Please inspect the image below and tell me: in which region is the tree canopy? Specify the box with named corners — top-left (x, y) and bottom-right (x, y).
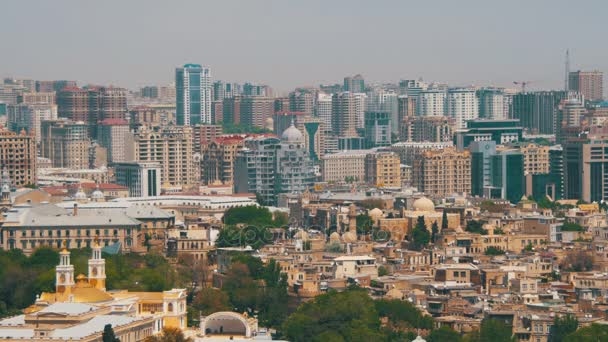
top-left (410, 216), bottom-right (431, 251)
top-left (549, 315), bottom-right (578, 342)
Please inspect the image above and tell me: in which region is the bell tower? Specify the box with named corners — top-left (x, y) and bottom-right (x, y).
top-left (88, 239), bottom-right (106, 291)
top-left (56, 243), bottom-right (74, 295)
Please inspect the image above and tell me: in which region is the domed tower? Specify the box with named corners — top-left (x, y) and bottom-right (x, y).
top-left (56, 242), bottom-right (75, 295)
top-left (281, 120), bottom-right (304, 143)
top-left (88, 239), bottom-right (106, 291)
top-left (91, 183), bottom-right (105, 202)
top-left (74, 184), bottom-right (88, 203)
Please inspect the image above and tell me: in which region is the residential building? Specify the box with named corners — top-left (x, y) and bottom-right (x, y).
top-left (200, 135), bottom-right (245, 185)
top-left (413, 147), bottom-right (471, 197)
top-left (569, 70), bottom-right (604, 101)
top-left (365, 151), bottom-right (401, 188)
top-left (389, 141), bottom-right (454, 166)
top-left (315, 93), bottom-right (333, 131)
top-left (321, 150), bottom-right (371, 183)
top-left (447, 88), bottom-right (479, 129)
top-left (477, 88), bottom-right (506, 120)
top-left (239, 96), bottom-right (274, 128)
top-left (511, 91), bottom-right (568, 134)
top-left (176, 64), bottom-right (212, 125)
top-left (7, 103), bottom-right (57, 143)
top-left (133, 125), bottom-right (197, 187)
top-left (212, 81), bottom-right (241, 102)
top-left (343, 74), bottom-right (365, 93)
top-left (401, 116), bottom-right (454, 142)
top-left (289, 89), bottom-right (316, 116)
top-left (192, 124), bottom-right (223, 152)
top-left (97, 119), bottom-right (134, 163)
top-left (417, 88), bottom-right (446, 117)
top-left (332, 92), bottom-right (358, 137)
top-left (0, 127), bottom-right (36, 186)
top-left (508, 142), bottom-right (550, 175)
top-left (41, 119), bottom-right (90, 169)
top-left (234, 125), bottom-right (314, 205)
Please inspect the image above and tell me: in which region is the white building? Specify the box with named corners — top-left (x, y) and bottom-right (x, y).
top-left (353, 92), bottom-right (367, 129)
top-left (447, 88), bottom-right (479, 129)
top-left (477, 88), bottom-right (505, 120)
top-left (315, 92), bottom-right (333, 131)
top-left (333, 255), bottom-right (378, 279)
top-left (114, 161), bottom-right (162, 197)
top-left (417, 89), bottom-right (446, 117)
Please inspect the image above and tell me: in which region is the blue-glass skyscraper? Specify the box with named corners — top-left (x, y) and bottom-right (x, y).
top-left (176, 64), bottom-right (212, 125)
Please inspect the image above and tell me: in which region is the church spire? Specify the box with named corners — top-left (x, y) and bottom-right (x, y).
top-left (88, 237), bottom-right (106, 291)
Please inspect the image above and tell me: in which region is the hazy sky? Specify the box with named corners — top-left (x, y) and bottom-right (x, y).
top-left (2, 0), bottom-right (607, 94)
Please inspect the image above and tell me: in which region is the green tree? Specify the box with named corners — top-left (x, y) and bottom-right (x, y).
top-left (374, 299), bottom-right (433, 330)
top-left (431, 221), bottom-right (439, 243)
top-left (563, 323), bottom-right (608, 342)
top-left (442, 210), bottom-right (449, 230)
top-left (477, 319), bottom-right (514, 342)
top-left (561, 222), bottom-right (585, 232)
top-left (191, 287), bottom-right (230, 316)
top-left (378, 265), bottom-right (389, 277)
top-left (465, 220), bottom-right (487, 235)
top-left (102, 324), bottom-right (120, 342)
top-left (485, 247), bottom-right (505, 256)
top-left (144, 327), bottom-right (193, 342)
top-left (550, 315), bottom-right (578, 342)
top-left (428, 326), bottom-right (463, 342)
top-left (356, 214), bottom-right (374, 236)
top-left (282, 290), bottom-right (381, 342)
top-left (410, 216), bottom-right (430, 251)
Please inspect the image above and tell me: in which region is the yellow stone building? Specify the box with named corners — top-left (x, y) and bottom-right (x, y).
top-left (32, 242), bottom-right (187, 332)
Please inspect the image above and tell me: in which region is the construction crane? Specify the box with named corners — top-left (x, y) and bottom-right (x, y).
top-left (513, 81), bottom-right (532, 92)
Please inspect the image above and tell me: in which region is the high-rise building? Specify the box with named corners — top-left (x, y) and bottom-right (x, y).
top-left (365, 151), bottom-right (401, 188)
top-left (114, 161), bottom-right (162, 197)
top-left (289, 90), bottom-right (316, 116)
top-left (133, 125), bottom-right (197, 187)
top-left (487, 149), bottom-right (525, 203)
top-left (389, 141), bottom-right (454, 167)
top-left (364, 110), bottom-right (391, 148)
top-left (57, 87), bottom-right (89, 122)
top-left (556, 98), bottom-right (587, 144)
top-left (213, 81), bottom-right (241, 102)
top-left (447, 88), bottom-right (479, 129)
top-left (354, 93), bottom-right (367, 129)
top-left (477, 88), bottom-right (506, 120)
top-left (343, 74), bottom-right (365, 93)
top-left (240, 96), bottom-right (274, 128)
top-left (563, 128), bottom-right (608, 202)
top-left (511, 91), bottom-right (568, 134)
top-left (222, 96), bottom-right (242, 125)
top-left (0, 127), bottom-right (36, 186)
top-left (18, 92), bottom-right (56, 105)
top-left (7, 103), bottom-right (57, 143)
top-left (176, 64), bottom-right (212, 125)
top-left (242, 83), bottom-right (272, 97)
top-left (332, 92), bottom-right (358, 137)
top-left (508, 142), bottom-right (550, 175)
top-left (315, 93), bottom-right (333, 131)
top-left (470, 141), bottom-right (496, 198)
top-left (41, 119), bottom-right (90, 169)
top-left (417, 89), bottom-right (446, 117)
top-left (401, 116), bottom-right (454, 143)
top-left (569, 70), bottom-right (604, 101)
top-left (97, 119), bottom-right (134, 163)
top-left (35, 80), bottom-right (77, 93)
top-left (234, 125), bottom-right (314, 205)
top-left (368, 89), bottom-right (398, 134)
top-left (296, 116), bottom-right (325, 162)
top-left (413, 147), bottom-right (471, 197)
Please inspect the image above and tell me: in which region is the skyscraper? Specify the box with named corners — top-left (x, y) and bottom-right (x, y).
top-left (364, 110), bottom-right (391, 148)
top-left (332, 92), bottom-right (358, 137)
top-left (0, 127), bottom-right (36, 187)
top-left (417, 89), bottom-right (446, 117)
top-left (477, 88), bottom-right (506, 120)
top-left (176, 64), bottom-right (212, 125)
top-left (41, 119), bottom-right (90, 169)
top-left (569, 70), bottom-right (604, 101)
top-left (447, 88), bottom-right (479, 129)
top-left (511, 91), bottom-right (568, 134)
top-left (343, 74), bottom-right (365, 93)
top-left (97, 119), bottom-right (134, 163)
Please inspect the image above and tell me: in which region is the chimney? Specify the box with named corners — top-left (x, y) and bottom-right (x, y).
top-left (73, 203), bottom-right (78, 216)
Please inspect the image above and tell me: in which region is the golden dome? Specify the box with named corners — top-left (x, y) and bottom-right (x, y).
top-left (70, 279), bottom-right (113, 303)
top-left (413, 197), bottom-right (435, 212)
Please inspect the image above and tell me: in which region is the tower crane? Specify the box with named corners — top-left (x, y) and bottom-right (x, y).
top-left (513, 81), bottom-right (532, 92)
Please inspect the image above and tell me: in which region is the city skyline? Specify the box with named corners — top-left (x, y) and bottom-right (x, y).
top-left (2, 0), bottom-right (607, 94)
